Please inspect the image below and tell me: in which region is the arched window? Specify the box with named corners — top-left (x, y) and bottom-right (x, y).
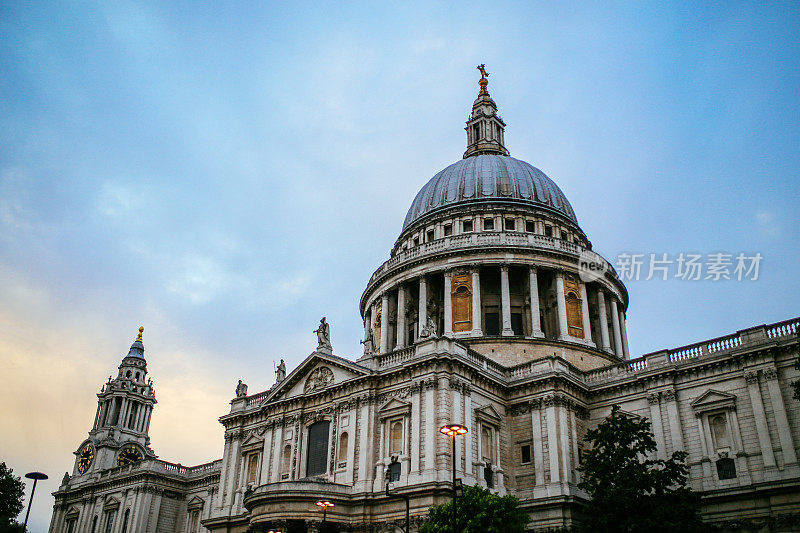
top-left (452, 283), bottom-right (472, 333)
top-left (565, 291), bottom-right (584, 338)
top-left (390, 420), bottom-right (403, 454)
top-left (338, 432), bottom-right (349, 464)
top-left (710, 414), bottom-right (731, 449)
top-left (247, 453), bottom-right (259, 484)
top-left (282, 445), bottom-right (292, 473)
top-left (481, 426), bottom-right (494, 463)
top-left (306, 420), bottom-right (330, 477)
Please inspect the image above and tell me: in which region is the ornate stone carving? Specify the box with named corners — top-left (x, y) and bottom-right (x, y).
top-left (662, 390), bottom-right (677, 402)
top-left (744, 372), bottom-right (759, 384)
top-left (647, 392), bottom-right (660, 405)
top-left (304, 367), bottom-right (334, 393)
top-left (763, 367), bottom-right (778, 381)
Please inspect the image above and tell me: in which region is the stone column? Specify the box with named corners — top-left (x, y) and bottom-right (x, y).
top-left (452, 381), bottom-right (462, 474)
top-left (544, 397), bottom-right (560, 483)
top-left (529, 268), bottom-right (543, 337)
top-left (580, 282), bottom-right (592, 344)
top-left (443, 270), bottom-right (453, 336)
top-left (410, 383), bottom-right (421, 475)
top-left (260, 426), bottom-right (273, 484)
top-left (663, 390), bottom-right (685, 452)
top-left (500, 265), bottom-right (514, 336)
top-left (357, 398), bottom-right (373, 489)
top-left (610, 298), bottom-right (624, 357)
top-left (270, 423), bottom-right (284, 483)
top-left (555, 271), bottom-right (569, 340)
top-left (745, 371), bottom-right (776, 467)
top-left (471, 269), bottom-right (482, 336)
top-left (558, 402), bottom-right (572, 483)
top-left (764, 368), bottom-right (797, 464)
top-left (619, 309), bottom-right (631, 359)
top-left (530, 401), bottom-right (545, 486)
top-left (396, 285), bottom-right (407, 349)
top-left (424, 379), bottom-right (436, 471)
top-left (597, 289), bottom-right (612, 352)
top-left (463, 386), bottom-right (473, 480)
top-left (418, 277), bottom-right (428, 334)
top-left (380, 293), bottom-right (390, 354)
top-left (569, 409), bottom-right (581, 484)
top-left (694, 414), bottom-right (713, 482)
top-left (648, 393), bottom-right (667, 460)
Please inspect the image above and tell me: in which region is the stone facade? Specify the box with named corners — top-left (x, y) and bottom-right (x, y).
top-left (49, 73), bottom-right (800, 532)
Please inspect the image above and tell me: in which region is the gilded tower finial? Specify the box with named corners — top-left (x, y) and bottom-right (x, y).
top-left (477, 64), bottom-right (489, 96)
top-left (136, 326), bottom-right (144, 342)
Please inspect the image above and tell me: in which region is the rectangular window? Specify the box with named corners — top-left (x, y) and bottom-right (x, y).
top-left (443, 224), bottom-right (453, 236)
top-left (505, 218), bottom-right (515, 231)
top-left (544, 225), bottom-right (553, 237)
top-left (484, 465), bottom-right (494, 488)
top-left (462, 220), bottom-right (473, 232)
top-left (413, 237), bottom-right (419, 247)
top-left (67, 520), bottom-right (76, 533)
top-left (104, 511), bottom-right (116, 533)
top-left (426, 229), bottom-right (435, 242)
top-left (485, 313), bottom-right (500, 336)
top-left (483, 218), bottom-right (494, 231)
top-left (525, 220), bottom-right (536, 233)
top-left (521, 445), bottom-right (531, 464)
top-left (511, 313), bottom-right (523, 335)
top-left (306, 420), bottom-right (331, 477)
top-left (716, 458), bottom-right (737, 480)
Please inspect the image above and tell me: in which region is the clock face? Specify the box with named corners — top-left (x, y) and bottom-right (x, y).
top-left (77, 445), bottom-right (94, 474)
top-left (117, 445), bottom-right (143, 466)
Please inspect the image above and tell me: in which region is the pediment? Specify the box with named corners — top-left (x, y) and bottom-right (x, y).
top-left (378, 398), bottom-right (411, 418)
top-left (187, 495), bottom-right (205, 510)
top-left (65, 506), bottom-right (80, 518)
top-left (103, 496), bottom-right (121, 510)
top-left (691, 390), bottom-right (737, 411)
top-left (262, 352), bottom-right (372, 404)
top-left (474, 404), bottom-right (503, 423)
top-left (241, 433), bottom-right (263, 449)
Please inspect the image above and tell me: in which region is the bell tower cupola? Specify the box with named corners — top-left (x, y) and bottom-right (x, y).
top-left (463, 64), bottom-right (509, 158)
top-left (74, 327), bottom-right (157, 476)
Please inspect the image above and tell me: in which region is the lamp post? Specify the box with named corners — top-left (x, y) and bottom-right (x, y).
top-left (23, 472), bottom-right (48, 532)
top-left (315, 500), bottom-right (334, 532)
top-left (440, 424), bottom-right (468, 533)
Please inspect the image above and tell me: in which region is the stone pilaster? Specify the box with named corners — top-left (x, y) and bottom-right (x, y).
top-left (663, 390), bottom-right (685, 453)
top-left (396, 284), bottom-right (407, 349)
top-left (745, 371), bottom-right (776, 468)
top-left (648, 393), bottom-right (667, 460)
top-left (763, 367), bottom-right (797, 465)
top-left (530, 400), bottom-right (545, 487)
top-left (424, 379), bottom-right (436, 472)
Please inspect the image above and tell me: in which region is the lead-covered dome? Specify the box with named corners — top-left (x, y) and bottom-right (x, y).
top-left (403, 154), bottom-right (577, 230)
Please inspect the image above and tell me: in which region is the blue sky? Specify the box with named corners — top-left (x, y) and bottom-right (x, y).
top-left (2, 2), bottom-right (799, 530)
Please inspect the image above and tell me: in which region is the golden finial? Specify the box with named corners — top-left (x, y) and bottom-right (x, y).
top-left (477, 64), bottom-right (489, 96)
top-left (136, 326), bottom-right (144, 342)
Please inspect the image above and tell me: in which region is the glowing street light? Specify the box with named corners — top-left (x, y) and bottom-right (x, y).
top-left (440, 424), bottom-right (468, 533)
top-left (315, 500), bottom-right (334, 531)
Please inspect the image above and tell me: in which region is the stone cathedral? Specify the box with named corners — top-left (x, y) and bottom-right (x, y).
top-left (49, 70), bottom-right (800, 533)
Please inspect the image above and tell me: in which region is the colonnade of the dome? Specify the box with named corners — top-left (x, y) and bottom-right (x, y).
top-left (361, 258), bottom-right (629, 364)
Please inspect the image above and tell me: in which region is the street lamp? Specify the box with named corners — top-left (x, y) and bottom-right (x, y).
top-left (315, 500), bottom-right (334, 532)
top-left (440, 424), bottom-right (468, 533)
top-left (23, 472), bottom-right (48, 532)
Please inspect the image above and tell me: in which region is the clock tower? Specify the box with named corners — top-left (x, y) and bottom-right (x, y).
top-left (73, 327), bottom-right (158, 477)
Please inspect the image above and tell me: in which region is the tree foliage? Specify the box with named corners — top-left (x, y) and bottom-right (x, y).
top-left (419, 484), bottom-right (529, 533)
top-left (0, 463), bottom-right (25, 532)
top-left (578, 405), bottom-right (706, 532)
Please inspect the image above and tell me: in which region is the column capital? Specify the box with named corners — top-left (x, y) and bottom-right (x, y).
top-left (500, 263), bottom-right (510, 272)
top-left (528, 265), bottom-right (538, 273)
top-left (443, 268), bottom-right (453, 277)
top-left (744, 371), bottom-right (759, 384)
top-left (647, 392), bottom-right (660, 405)
top-left (763, 367), bottom-right (778, 381)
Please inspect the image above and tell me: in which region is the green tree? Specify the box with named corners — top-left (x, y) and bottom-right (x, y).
top-left (0, 463), bottom-right (25, 532)
top-left (578, 405), bottom-right (706, 532)
top-left (419, 484), bottom-right (529, 533)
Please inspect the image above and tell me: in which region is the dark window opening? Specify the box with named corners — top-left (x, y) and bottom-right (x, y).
top-left (484, 218), bottom-right (494, 231)
top-left (121, 509), bottom-right (129, 533)
top-left (306, 420), bottom-right (330, 477)
top-left (426, 229), bottom-right (435, 242)
top-left (505, 218), bottom-right (515, 231)
top-left (463, 220), bottom-right (473, 232)
top-left (473, 124), bottom-right (480, 141)
top-left (544, 225), bottom-right (553, 237)
top-left (484, 465), bottom-right (494, 488)
top-left (412, 237), bottom-right (419, 247)
top-left (443, 224), bottom-right (452, 236)
top-left (91, 516), bottom-right (98, 533)
top-left (525, 220), bottom-right (536, 233)
top-left (716, 457), bottom-right (736, 480)
top-left (521, 445), bottom-right (531, 464)
top-left (485, 313), bottom-right (500, 336)
top-left (511, 313), bottom-right (523, 335)
top-left (388, 461), bottom-right (401, 482)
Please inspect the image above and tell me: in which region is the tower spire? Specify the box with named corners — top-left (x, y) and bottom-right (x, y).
top-left (464, 64), bottom-right (509, 158)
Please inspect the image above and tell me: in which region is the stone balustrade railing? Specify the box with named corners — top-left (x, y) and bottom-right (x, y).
top-left (97, 458), bottom-right (222, 480)
top-left (367, 232), bottom-right (598, 287)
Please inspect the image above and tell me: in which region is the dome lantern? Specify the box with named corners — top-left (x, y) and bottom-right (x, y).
top-left (464, 64), bottom-right (509, 159)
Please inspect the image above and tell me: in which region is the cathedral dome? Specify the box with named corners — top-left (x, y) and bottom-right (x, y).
top-left (402, 154), bottom-right (577, 231)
